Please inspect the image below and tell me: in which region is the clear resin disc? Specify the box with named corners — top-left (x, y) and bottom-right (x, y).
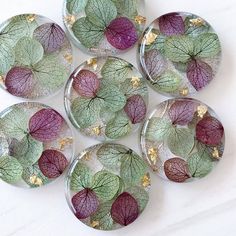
top-left (63, 0), bottom-right (146, 55)
top-left (64, 56), bottom-right (148, 141)
top-left (0, 14), bottom-right (72, 99)
top-left (66, 143), bottom-right (150, 230)
top-left (141, 98), bottom-right (225, 183)
top-left (0, 102), bottom-right (74, 188)
top-left (138, 12), bottom-right (222, 97)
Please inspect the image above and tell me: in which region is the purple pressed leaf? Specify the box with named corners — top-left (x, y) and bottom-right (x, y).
top-left (111, 192), bottom-right (139, 226)
top-left (105, 17), bottom-right (138, 50)
top-left (34, 23), bottom-right (65, 53)
top-left (144, 49), bottom-right (167, 78)
top-left (187, 59), bottom-right (213, 91)
top-left (196, 116), bottom-right (224, 146)
top-left (29, 108), bottom-right (64, 142)
top-left (5, 67), bottom-right (34, 97)
top-left (164, 158), bottom-right (190, 183)
top-left (168, 100), bottom-right (196, 126)
top-left (38, 149), bottom-right (68, 178)
top-left (159, 13), bottom-right (185, 36)
top-left (124, 95), bottom-right (147, 124)
top-left (72, 188), bottom-right (99, 219)
top-left (72, 69), bottom-right (100, 98)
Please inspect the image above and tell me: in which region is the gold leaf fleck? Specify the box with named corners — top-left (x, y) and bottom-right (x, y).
top-left (212, 147), bottom-right (220, 160)
top-left (148, 147), bottom-right (158, 165)
top-left (26, 14), bottom-right (36, 23)
top-left (142, 173), bottom-right (151, 187)
top-left (131, 77), bottom-right (141, 88)
top-left (87, 58), bottom-right (98, 70)
top-left (197, 105), bottom-right (208, 118)
top-left (83, 153), bottom-right (91, 161)
top-left (29, 175), bottom-right (43, 186)
top-left (59, 137), bottom-right (73, 151)
top-left (135, 15), bottom-right (146, 25)
top-left (145, 31), bottom-right (158, 45)
top-left (64, 53), bottom-right (73, 64)
top-left (92, 126), bottom-right (102, 136)
top-left (64, 15), bottom-right (76, 26)
top-left (0, 75), bottom-right (4, 83)
top-left (189, 18), bottom-right (205, 27)
top-left (179, 87), bottom-right (189, 96)
top-left (90, 220), bottom-right (99, 228)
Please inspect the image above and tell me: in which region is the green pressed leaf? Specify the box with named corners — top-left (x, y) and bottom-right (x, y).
top-left (105, 113), bottom-right (132, 139)
top-left (22, 164), bottom-right (49, 188)
top-left (33, 55), bottom-right (68, 90)
top-left (0, 14), bottom-right (38, 47)
top-left (0, 156), bottom-right (23, 183)
top-left (187, 152), bottom-right (213, 178)
top-left (125, 186), bottom-right (149, 212)
top-left (90, 201), bottom-right (113, 230)
top-left (98, 85), bottom-right (126, 112)
top-left (101, 58), bottom-right (132, 84)
top-left (12, 135), bottom-right (43, 167)
top-left (120, 78), bottom-right (148, 98)
top-left (0, 132), bottom-right (9, 157)
top-left (85, 0), bottom-right (117, 28)
top-left (92, 170), bottom-right (120, 201)
top-left (72, 17), bottom-right (104, 49)
top-left (111, 0), bottom-right (137, 18)
top-left (167, 128), bottom-right (195, 157)
top-left (15, 37), bottom-right (44, 66)
top-left (165, 35), bottom-right (194, 62)
top-left (146, 34), bottom-right (166, 54)
top-left (0, 107), bottom-right (28, 140)
top-left (70, 162), bottom-right (92, 192)
top-left (194, 33), bottom-right (221, 58)
top-left (100, 108), bottom-right (116, 123)
top-left (66, 0), bottom-right (88, 15)
top-left (120, 152), bottom-right (147, 185)
top-left (0, 40), bottom-right (14, 75)
top-left (146, 117), bottom-right (173, 142)
top-left (71, 97), bottom-right (104, 129)
top-left (97, 144), bottom-right (128, 171)
top-left (153, 71), bottom-right (181, 93)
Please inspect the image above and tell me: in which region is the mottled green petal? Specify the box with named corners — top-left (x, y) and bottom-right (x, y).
top-left (111, 0), bottom-right (138, 18)
top-left (0, 39), bottom-right (14, 75)
top-left (66, 0), bottom-right (88, 15)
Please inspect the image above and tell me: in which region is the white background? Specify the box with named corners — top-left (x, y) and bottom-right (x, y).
top-left (0, 0), bottom-right (236, 235)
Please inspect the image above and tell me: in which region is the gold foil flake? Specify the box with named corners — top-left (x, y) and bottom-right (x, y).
top-left (59, 137), bottom-right (73, 151)
top-left (29, 175), bottom-right (43, 186)
top-left (64, 15), bottom-right (76, 26)
top-left (0, 75), bottom-right (4, 83)
top-left (142, 173), bottom-right (151, 187)
top-left (148, 147), bottom-right (158, 165)
top-left (83, 153), bottom-right (92, 161)
top-left (64, 53), bottom-right (73, 64)
top-left (189, 18), bottom-right (205, 27)
top-left (131, 77), bottom-right (141, 88)
top-left (212, 147), bottom-right (220, 159)
top-left (92, 126), bottom-right (102, 136)
top-left (135, 15), bottom-right (146, 25)
top-left (179, 87), bottom-right (189, 96)
top-left (197, 105), bottom-right (208, 118)
top-left (87, 58), bottom-right (98, 70)
top-left (145, 31), bottom-right (158, 45)
top-left (26, 14), bottom-right (36, 23)
top-left (90, 220), bottom-right (99, 228)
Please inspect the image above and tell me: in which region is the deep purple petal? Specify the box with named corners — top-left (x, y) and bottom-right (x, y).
top-left (5, 67), bottom-right (34, 97)
top-left (29, 108), bottom-right (64, 142)
top-left (187, 59), bottom-right (213, 91)
top-left (196, 116), bottom-right (224, 146)
top-left (72, 188), bottom-right (99, 219)
top-left (159, 13), bottom-right (185, 36)
top-left (111, 192), bottom-right (139, 226)
top-left (72, 69), bottom-right (100, 98)
top-left (34, 23), bottom-right (65, 53)
top-left (38, 149), bottom-right (69, 178)
top-left (124, 95), bottom-right (147, 124)
top-left (105, 17), bottom-right (138, 50)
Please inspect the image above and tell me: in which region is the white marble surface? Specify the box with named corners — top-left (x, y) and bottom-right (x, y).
top-left (0, 0), bottom-right (236, 235)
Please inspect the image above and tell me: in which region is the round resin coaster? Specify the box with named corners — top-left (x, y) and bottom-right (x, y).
top-left (66, 143), bottom-right (150, 230)
top-left (138, 12), bottom-right (222, 97)
top-left (0, 103), bottom-right (74, 188)
top-left (64, 56), bottom-right (148, 141)
top-left (0, 14), bottom-right (72, 99)
top-left (63, 0), bottom-right (146, 55)
top-left (141, 98), bottom-right (225, 183)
